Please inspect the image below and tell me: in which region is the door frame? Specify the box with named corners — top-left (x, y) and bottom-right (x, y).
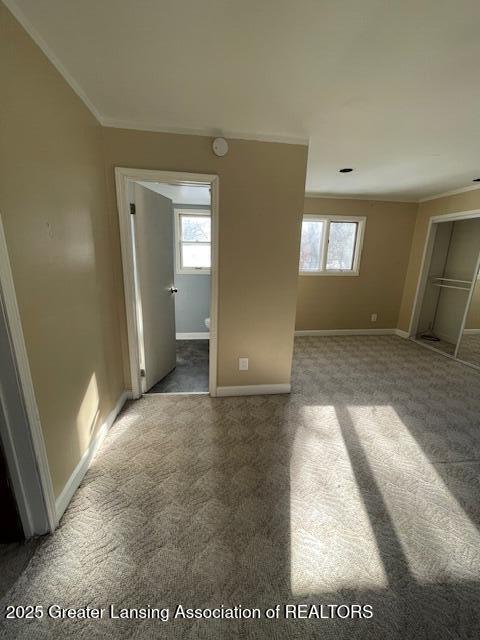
top-left (0, 214), bottom-right (57, 537)
top-left (115, 168), bottom-right (219, 398)
top-left (408, 209), bottom-right (480, 359)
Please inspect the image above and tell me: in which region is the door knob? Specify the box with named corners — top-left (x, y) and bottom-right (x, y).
top-left (170, 286), bottom-right (178, 294)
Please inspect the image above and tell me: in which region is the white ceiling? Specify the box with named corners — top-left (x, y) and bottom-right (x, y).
top-left (8, 0), bottom-right (480, 201)
top-left (138, 182), bottom-right (210, 206)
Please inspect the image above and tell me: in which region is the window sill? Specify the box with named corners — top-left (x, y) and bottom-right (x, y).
top-left (177, 269), bottom-right (211, 276)
top-left (299, 271), bottom-right (360, 277)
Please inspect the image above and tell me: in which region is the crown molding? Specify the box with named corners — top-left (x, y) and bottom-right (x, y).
top-left (418, 183), bottom-right (480, 203)
top-left (306, 182), bottom-right (480, 205)
top-left (4, 0), bottom-right (102, 122)
top-left (304, 192), bottom-right (417, 204)
top-left (100, 118), bottom-right (309, 146)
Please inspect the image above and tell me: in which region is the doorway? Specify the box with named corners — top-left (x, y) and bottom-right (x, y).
top-left (115, 169), bottom-right (219, 398)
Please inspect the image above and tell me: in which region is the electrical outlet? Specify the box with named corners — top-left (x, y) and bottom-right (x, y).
top-left (239, 357), bottom-right (249, 371)
top-left (371, 313), bottom-right (378, 322)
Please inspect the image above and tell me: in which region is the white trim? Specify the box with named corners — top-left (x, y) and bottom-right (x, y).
top-left (216, 384), bottom-right (291, 397)
top-left (305, 183), bottom-right (480, 205)
top-left (0, 214), bottom-right (57, 535)
top-left (176, 332), bottom-right (209, 340)
top-left (408, 217), bottom-right (438, 337)
top-left (299, 215), bottom-right (366, 276)
top-left (408, 209), bottom-right (480, 337)
top-left (55, 391), bottom-right (130, 521)
top-left (3, 1), bottom-right (102, 123)
top-left (145, 391), bottom-right (209, 396)
top-left (418, 184), bottom-right (480, 204)
top-left (304, 192), bottom-right (417, 204)
top-left (295, 329), bottom-right (396, 336)
top-left (295, 328), bottom-right (410, 338)
top-left (102, 118), bottom-right (309, 146)
top-left (409, 208), bottom-right (480, 365)
top-left (463, 329), bottom-right (480, 335)
top-left (454, 246), bottom-right (480, 359)
top-left (115, 168), bottom-right (219, 399)
top-left (429, 209), bottom-right (480, 224)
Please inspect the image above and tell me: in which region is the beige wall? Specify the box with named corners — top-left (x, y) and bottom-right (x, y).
top-left (296, 198), bottom-right (417, 330)
top-left (0, 3), bottom-right (307, 502)
top-left (102, 129), bottom-right (308, 387)
top-left (0, 4), bottom-right (124, 497)
top-left (398, 190), bottom-right (480, 332)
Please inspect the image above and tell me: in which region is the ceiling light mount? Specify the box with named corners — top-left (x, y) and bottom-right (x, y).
top-left (212, 137), bottom-right (228, 157)
top-left (473, 178), bottom-right (480, 182)
top-left (339, 167), bottom-right (354, 173)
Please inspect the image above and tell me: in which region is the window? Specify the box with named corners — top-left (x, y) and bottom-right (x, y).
top-left (299, 215), bottom-right (365, 275)
top-left (175, 209), bottom-right (211, 274)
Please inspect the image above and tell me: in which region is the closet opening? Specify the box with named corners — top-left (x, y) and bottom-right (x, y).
top-left (409, 211), bottom-right (480, 369)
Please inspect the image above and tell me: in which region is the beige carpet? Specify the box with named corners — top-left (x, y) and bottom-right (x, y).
top-left (458, 333), bottom-right (480, 367)
top-left (1, 336), bottom-right (480, 639)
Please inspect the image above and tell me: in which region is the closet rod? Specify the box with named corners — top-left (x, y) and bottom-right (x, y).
top-left (432, 277), bottom-right (472, 284)
top-left (432, 283), bottom-right (470, 291)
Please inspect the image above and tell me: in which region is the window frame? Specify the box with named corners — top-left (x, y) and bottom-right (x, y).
top-left (175, 208), bottom-right (212, 275)
top-left (299, 214), bottom-right (366, 276)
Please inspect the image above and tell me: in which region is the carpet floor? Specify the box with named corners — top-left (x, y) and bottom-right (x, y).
top-left (458, 333), bottom-right (480, 368)
top-left (1, 336), bottom-right (480, 639)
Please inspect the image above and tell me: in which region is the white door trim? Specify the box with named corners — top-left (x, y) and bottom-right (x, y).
top-left (115, 168), bottom-right (219, 398)
top-left (409, 209), bottom-right (480, 341)
top-left (0, 214), bottom-right (57, 536)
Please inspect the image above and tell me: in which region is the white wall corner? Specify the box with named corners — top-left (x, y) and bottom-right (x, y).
top-left (55, 391), bottom-right (130, 522)
top-left (216, 384), bottom-right (291, 397)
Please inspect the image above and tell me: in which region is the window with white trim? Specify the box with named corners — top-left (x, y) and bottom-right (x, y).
top-left (299, 215), bottom-right (365, 275)
top-left (175, 209), bottom-right (211, 274)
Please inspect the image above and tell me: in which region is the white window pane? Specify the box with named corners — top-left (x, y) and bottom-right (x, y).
top-left (182, 244), bottom-right (211, 269)
top-left (181, 215), bottom-right (211, 242)
top-left (326, 222), bottom-right (357, 270)
top-left (300, 220), bottom-right (324, 271)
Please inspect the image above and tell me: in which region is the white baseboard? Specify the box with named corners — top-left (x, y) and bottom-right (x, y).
top-left (55, 390), bottom-right (131, 522)
top-left (216, 383), bottom-right (291, 397)
top-left (463, 329), bottom-right (480, 335)
top-left (394, 329), bottom-right (410, 338)
top-left (176, 332), bottom-right (209, 340)
top-left (295, 328), bottom-right (396, 336)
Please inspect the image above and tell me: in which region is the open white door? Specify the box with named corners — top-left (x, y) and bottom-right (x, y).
top-left (133, 183), bottom-right (176, 392)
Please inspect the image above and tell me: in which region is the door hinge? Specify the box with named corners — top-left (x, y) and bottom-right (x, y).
top-left (130, 203), bottom-right (136, 215)
top-left (140, 368), bottom-right (146, 378)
